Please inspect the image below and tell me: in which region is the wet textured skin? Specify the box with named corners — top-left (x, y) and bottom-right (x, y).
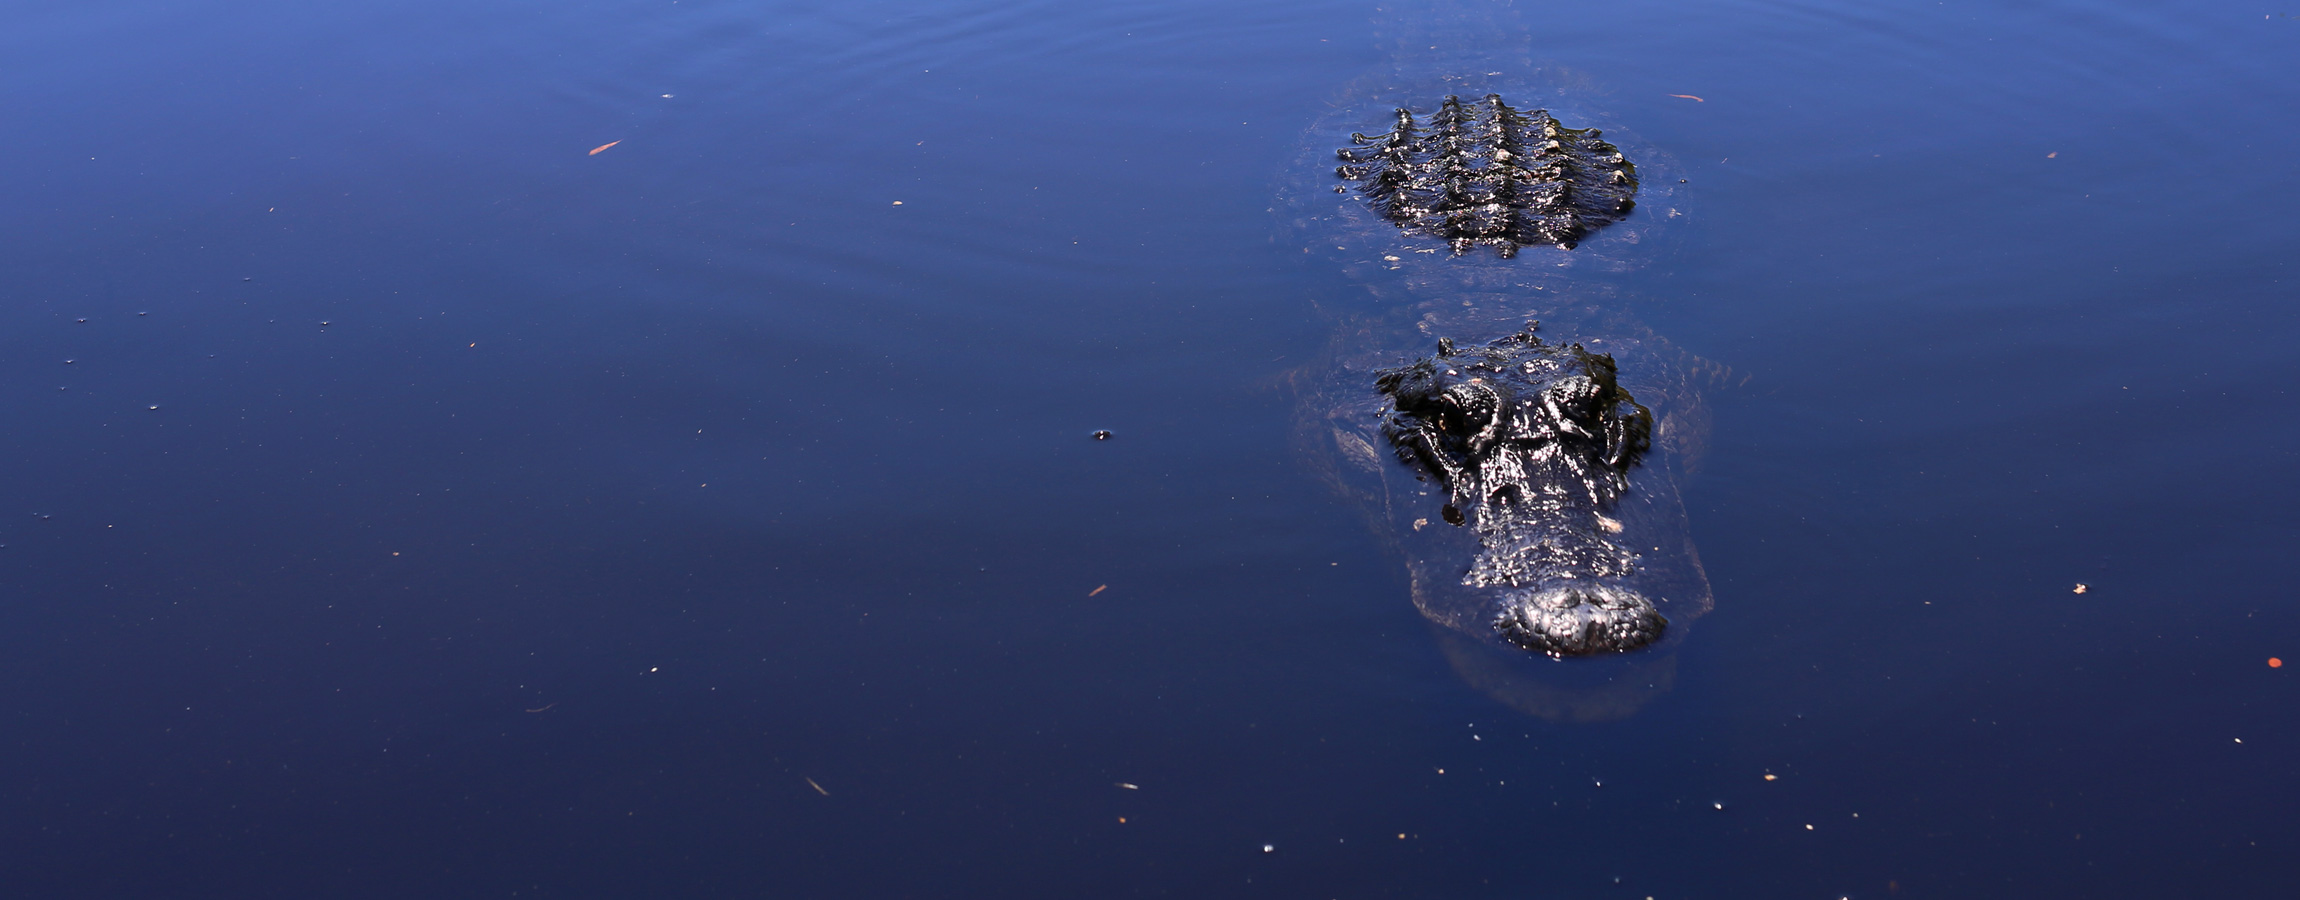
top-left (1312, 291), bottom-right (1717, 670)
top-left (1280, 85), bottom-right (1716, 675)
top-left (1336, 94), bottom-right (1638, 255)
top-left (1376, 326), bottom-right (1667, 656)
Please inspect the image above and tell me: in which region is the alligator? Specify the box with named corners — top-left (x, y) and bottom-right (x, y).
top-left (1282, 84), bottom-right (1718, 682)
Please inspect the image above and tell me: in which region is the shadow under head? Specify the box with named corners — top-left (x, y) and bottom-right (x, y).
top-left (1376, 324), bottom-right (1678, 657)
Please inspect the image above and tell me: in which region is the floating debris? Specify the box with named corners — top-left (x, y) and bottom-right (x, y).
top-left (1087, 584), bottom-right (1107, 597)
top-left (2073, 584), bottom-right (2089, 594)
top-left (805, 777), bottom-right (829, 796)
top-left (589, 140), bottom-right (621, 155)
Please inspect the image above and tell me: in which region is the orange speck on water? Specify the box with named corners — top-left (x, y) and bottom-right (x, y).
top-left (2272, 658), bottom-right (2284, 668)
top-left (589, 140), bottom-right (621, 155)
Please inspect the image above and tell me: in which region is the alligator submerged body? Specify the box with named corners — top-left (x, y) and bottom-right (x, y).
top-left (1285, 84), bottom-right (1717, 687)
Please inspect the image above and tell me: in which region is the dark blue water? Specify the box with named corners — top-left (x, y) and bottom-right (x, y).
top-left (5, 0), bottom-right (2296, 896)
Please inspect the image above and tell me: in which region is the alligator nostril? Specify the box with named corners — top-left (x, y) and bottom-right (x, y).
top-left (1494, 584), bottom-right (1667, 656)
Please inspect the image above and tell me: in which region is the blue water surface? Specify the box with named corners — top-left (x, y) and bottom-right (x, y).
top-left (3, 0), bottom-right (2296, 896)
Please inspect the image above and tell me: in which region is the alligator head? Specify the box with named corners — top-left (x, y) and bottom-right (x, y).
top-left (1375, 324), bottom-right (1667, 656)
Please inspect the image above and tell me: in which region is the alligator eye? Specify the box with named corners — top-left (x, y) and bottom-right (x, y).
top-left (1441, 504), bottom-right (1466, 526)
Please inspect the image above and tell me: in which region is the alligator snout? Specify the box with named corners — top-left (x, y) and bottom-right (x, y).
top-left (1495, 582), bottom-right (1667, 656)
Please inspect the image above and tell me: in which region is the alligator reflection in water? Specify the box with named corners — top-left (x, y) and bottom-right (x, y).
top-left (1286, 85), bottom-right (1718, 718)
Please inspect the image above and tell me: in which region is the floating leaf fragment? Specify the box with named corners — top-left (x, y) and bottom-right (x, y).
top-left (588, 140), bottom-right (621, 156)
top-left (2271, 657), bottom-right (2284, 668)
top-left (1669, 94), bottom-right (1705, 102)
top-left (805, 777), bottom-right (829, 796)
top-left (2073, 583), bottom-right (2088, 594)
top-left (2046, 152), bottom-right (2058, 158)
top-left (1087, 584), bottom-right (1107, 597)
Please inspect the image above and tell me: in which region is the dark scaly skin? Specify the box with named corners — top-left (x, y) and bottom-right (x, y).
top-left (1336, 94), bottom-right (1638, 255)
top-left (1276, 28), bottom-right (1719, 712)
top-left (1375, 326), bottom-right (1667, 656)
top-left (1323, 95), bottom-right (1681, 657)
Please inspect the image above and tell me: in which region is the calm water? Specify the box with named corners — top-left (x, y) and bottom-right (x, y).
top-left (4, 0), bottom-right (2296, 896)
